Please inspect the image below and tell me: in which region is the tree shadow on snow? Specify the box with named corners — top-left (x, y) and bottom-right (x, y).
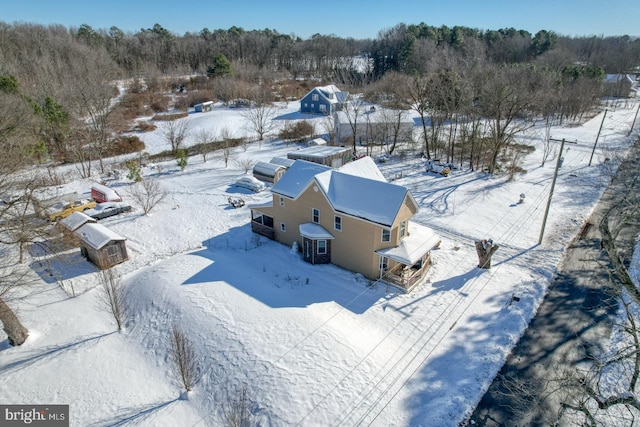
top-left (89, 398), bottom-right (179, 427)
top-left (0, 331), bottom-right (116, 372)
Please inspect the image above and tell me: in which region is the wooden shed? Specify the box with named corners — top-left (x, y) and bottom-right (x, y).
top-left (75, 223), bottom-right (128, 269)
top-left (287, 146), bottom-right (352, 168)
top-left (253, 161), bottom-right (287, 184)
top-left (57, 212), bottom-right (96, 246)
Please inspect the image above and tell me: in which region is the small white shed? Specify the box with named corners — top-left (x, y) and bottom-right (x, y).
top-left (194, 101), bottom-right (214, 112)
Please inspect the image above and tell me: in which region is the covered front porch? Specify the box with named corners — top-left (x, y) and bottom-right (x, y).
top-left (377, 222), bottom-right (441, 292)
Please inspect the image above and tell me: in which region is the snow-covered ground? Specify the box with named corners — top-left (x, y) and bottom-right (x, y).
top-left (1, 99), bottom-right (639, 426)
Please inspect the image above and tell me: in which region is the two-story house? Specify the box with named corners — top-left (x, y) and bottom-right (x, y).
top-left (300, 85), bottom-right (349, 115)
top-left (250, 157), bottom-right (440, 292)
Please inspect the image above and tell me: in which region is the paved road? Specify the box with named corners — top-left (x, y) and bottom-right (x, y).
top-left (468, 138), bottom-right (640, 426)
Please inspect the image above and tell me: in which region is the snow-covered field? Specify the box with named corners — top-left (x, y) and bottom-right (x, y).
top-left (1, 99), bottom-right (639, 426)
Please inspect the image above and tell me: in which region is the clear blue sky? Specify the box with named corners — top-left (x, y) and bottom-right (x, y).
top-left (2, 0), bottom-right (638, 39)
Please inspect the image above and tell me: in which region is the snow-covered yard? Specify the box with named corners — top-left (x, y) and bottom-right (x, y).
top-left (1, 99), bottom-right (639, 426)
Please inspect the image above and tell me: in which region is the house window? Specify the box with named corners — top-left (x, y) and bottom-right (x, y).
top-left (381, 228), bottom-right (390, 242)
top-left (252, 211), bottom-right (273, 228)
top-left (312, 94), bottom-right (319, 101)
top-left (379, 256), bottom-right (389, 271)
top-left (400, 220), bottom-right (407, 238)
top-left (279, 196), bottom-right (285, 206)
top-left (280, 223), bottom-right (286, 232)
top-left (312, 208), bottom-right (319, 223)
top-left (318, 240), bottom-right (327, 254)
top-left (334, 215), bottom-right (342, 231)
top-left (319, 104), bottom-right (326, 113)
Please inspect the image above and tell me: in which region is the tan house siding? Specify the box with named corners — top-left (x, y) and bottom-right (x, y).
top-left (250, 158), bottom-right (438, 289)
top-left (330, 212), bottom-right (379, 278)
top-left (270, 184), bottom-right (334, 248)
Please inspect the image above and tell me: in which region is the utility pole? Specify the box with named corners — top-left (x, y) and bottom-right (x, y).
top-left (629, 102), bottom-right (640, 137)
top-left (539, 138), bottom-right (576, 244)
top-left (589, 109), bottom-right (607, 166)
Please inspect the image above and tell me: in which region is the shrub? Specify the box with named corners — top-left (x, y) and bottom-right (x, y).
top-left (126, 160), bottom-right (142, 182)
top-left (176, 149), bottom-right (188, 171)
top-left (279, 120), bottom-right (314, 141)
top-left (108, 135), bottom-right (146, 156)
top-left (152, 112), bottom-right (188, 121)
top-left (135, 121), bottom-right (157, 132)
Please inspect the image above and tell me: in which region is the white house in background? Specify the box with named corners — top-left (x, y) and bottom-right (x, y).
top-left (300, 85), bottom-right (349, 115)
top-left (334, 107), bottom-right (415, 147)
top-left (250, 156), bottom-right (440, 292)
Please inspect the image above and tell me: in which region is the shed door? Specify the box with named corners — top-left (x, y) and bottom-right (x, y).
top-left (106, 244), bottom-right (122, 265)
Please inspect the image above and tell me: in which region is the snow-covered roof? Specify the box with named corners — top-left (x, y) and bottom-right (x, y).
top-left (335, 156), bottom-right (386, 182)
top-left (605, 74), bottom-right (635, 84)
top-left (270, 157), bottom-right (295, 168)
top-left (334, 108), bottom-right (415, 125)
top-left (376, 222), bottom-right (441, 265)
top-left (315, 167), bottom-right (411, 227)
top-left (274, 157), bottom-right (411, 226)
top-left (288, 146), bottom-right (351, 159)
top-left (253, 161), bottom-right (285, 177)
top-left (311, 85), bottom-right (348, 104)
top-left (299, 223), bottom-right (335, 239)
top-left (91, 183), bottom-right (121, 200)
top-left (308, 138), bottom-right (327, 146)
top-left (59, 212), bottom-right (96, 231)
top-left (76, 223), bottom-right (126, 250)
top-left (271, 160), bottom-right (332, 199)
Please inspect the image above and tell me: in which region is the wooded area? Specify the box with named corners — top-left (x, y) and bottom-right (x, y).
top-left (0, 20), bottom-right (639, 345)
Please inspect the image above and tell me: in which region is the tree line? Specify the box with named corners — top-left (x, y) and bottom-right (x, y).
top-left (0, 19), bottom-right (639, 345)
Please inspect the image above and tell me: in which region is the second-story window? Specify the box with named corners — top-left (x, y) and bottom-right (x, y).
top-left (312, 94), bottom-right (319, 101)
top-left (312, 208), bottom-right (319, 223)
top-left (279, 196), bottom-right (285, 206)
top-left (400, 220), bottom-right (407, 238)
top-left (381, 228), bottom-right (390, 242)
top-left (334, 215), bottom-right (342, 231)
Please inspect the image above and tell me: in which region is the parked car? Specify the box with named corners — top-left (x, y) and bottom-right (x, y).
top-left (233, 176), bottom-right (267, 193)
top-left (425, 159), bottom-right (451, 177)
top-left (46, 199), bottom-right (97, 221)
top-left (84, 202), bottom-right (132, 220)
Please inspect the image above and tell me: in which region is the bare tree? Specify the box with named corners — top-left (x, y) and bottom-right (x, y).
top-left (220, 127), bottom-right (235, 168)
top-left (195, 128), bottom-right (217, 162)
top-left (97, 268), bottom-right (129, 331)
top-left (235, 159), bottom-right (255, 173)
top-left (220, 384), bottom-right (257, 427)
top-left (62, 45), bottom-right (120, 174)
top-left (169, 323), bottom-right (200, 393)
top-left (475, 64), bottom-right (538, 174)
top-left (128, 178), bottom-right (167, 214)
top-left (161, 118), bottom-right (190, 153)
top-left (0, 77), bottom-right (47, 346)
top-left (240, 104), bottom-right (276, 141)
top-left (341, 95), bottom-right (366, 152)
